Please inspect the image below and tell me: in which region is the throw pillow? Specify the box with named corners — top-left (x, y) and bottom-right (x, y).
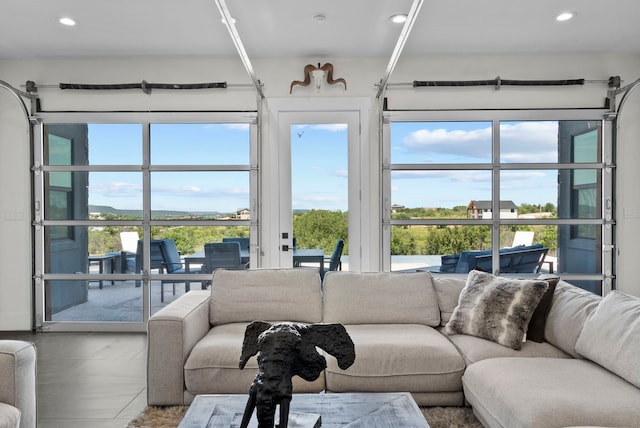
top-left (526, 276), bottom-right (560, 343)
top-left (445, 270), bottom-right (549, 350)
top-left (575, 291), bottom-right (640, 388)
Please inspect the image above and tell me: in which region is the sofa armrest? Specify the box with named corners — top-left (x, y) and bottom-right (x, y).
top-left (147, 291), bottom-right (211, 405)
top-left (0, 340), bottom-right (37, 428)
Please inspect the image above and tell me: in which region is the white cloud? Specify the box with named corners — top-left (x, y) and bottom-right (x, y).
top-left (400, 121), bottom-right (558, 162)
top-left (89, 182), bottom-right (141, 197)
top-left (392, 170), bottom-right (491, 182)
top-left (403, 126), bottom-right (492, 160)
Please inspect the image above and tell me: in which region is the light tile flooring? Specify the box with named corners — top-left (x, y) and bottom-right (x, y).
top-left (0, 331), bottom-right (148, 427)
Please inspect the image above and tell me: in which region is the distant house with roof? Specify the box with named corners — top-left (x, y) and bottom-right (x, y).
top-left (467, 200), bottom-right (518, 219)
top-left (391, 204), bottom-right (405, 213)
top-left (236, 208), bottom-right (250, 220)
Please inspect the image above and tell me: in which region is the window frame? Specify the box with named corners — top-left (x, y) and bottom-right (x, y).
top-left (382, 109), bottom-right (614, 294)
top-left (34, 112), bottom-right (258, 331)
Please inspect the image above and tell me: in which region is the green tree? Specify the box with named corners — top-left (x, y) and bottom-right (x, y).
top-left (293, 210), bottom-right (348, 255)
top-left (424, 226), bottom-right (491, 255)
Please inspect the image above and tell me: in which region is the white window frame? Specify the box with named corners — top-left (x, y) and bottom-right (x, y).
top-left (34, 112), bottom-right (258, 331)
top-left (382, 109), bottom-right (614, 294)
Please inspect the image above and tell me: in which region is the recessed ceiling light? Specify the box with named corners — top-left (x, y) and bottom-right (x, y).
top-left (58, 16), bottom-right (76, 26)
top-left (389, 14), bottom-right (408, 24)
top-left (556, 11), bottom-right (576, 22)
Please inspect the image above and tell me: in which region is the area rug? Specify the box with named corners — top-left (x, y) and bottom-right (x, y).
top-left (127, 405), bottom-right (482, 428)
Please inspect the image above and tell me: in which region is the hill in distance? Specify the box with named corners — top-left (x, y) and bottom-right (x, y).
top-left (89, 205), bottom-right (222, 218)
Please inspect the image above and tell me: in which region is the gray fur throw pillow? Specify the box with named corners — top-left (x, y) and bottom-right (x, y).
top-left (445, 270), bottom-right (549, 350)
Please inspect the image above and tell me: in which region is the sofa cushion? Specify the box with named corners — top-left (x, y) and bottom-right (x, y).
top-left (432, 276), bottom-right (466, 326)
top-left (526, 275), bottom-right (559, 342)
top-left (325, 324), bottom-right (465, 393)
top-left (209, 268), bottom-right (322, 325)
top-left (463, 358), bottom-right (640, 428)
top-left (445, 270), bottom-right (548, 350)
top-left (575, 291), bottom-right (640, 388)
top-left (184, 323), bottom-right (324, 395)
top-left (322, 271), bottom-right (440, 326)
top-left (447, 332), bottom-right (571, 366)
top-left (544, 280), bottom-right (600, 358)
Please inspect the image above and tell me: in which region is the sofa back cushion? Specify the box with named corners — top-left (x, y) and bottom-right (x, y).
top-left (544, 280), bottom-right (600, 358)
top-left (322, 271), bottom-right (440, 326)
top-left (575, 291), bottom-right (640, 388)
top-left (432, 276), bottom-right (466, 326)
top-left (209, 268), bottom-right (322, 325)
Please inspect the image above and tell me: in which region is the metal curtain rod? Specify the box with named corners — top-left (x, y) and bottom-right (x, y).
top-left (57, 80), bottom-right (227, 94)
top-left (412, 77), bottom-right (586, 89)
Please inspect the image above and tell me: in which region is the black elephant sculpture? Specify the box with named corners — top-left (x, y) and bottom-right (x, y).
top-left (238, 321), bottom-right (356, 428)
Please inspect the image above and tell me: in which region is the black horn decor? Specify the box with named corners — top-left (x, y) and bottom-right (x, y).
top-left (239, 321), bottom-right (355, 428)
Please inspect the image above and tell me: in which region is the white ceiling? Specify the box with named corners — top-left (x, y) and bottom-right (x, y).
top-left (1, 0), bottom-right (639, 61)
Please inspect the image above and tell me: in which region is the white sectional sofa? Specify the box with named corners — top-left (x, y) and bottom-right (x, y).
top-left (147, 268), bottom-right (640, 428)
top-left (0, 340), bottom-right (36, 428)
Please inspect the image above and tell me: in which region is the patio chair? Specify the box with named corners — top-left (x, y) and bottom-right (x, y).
top-left (158, 238), bottom-right (201, 303)
top-left (511, 230), bottom-right (534, 247)
top-left (203, 242), bottom-right (247, 275)
top-left (321, 238), bottom-right (344, 279)
top-left (222, 237), bottom-right (250, 252)
top-left (134, 239), bottom-right (165, 287)
top-left (120, 231), bottom-right (139, 273)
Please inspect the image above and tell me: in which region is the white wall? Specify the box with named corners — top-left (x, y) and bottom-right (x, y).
top-left (0, 87), bottom-right (33, 330)
top-left (613, 83), bottom-right (640, 296)
top-left (1, 52), bottom-right (639, 329)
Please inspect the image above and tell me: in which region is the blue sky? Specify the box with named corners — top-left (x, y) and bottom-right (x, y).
top-left (85, 120), bottom-right (561, 213)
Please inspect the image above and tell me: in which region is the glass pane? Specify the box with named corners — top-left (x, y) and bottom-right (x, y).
top-left (149, 225), bottom-right (250, 257)
top-left (500, 169), bottom-right (558, 218)
top-left (500, 225), bottom-right (557, 271)
top-left (290, 123), bottom-right (349, 268)
top-left (150, 171), bottom-right (249, 219)
top-left (45, 123), bottom-right (142, 165)
top-left (87, 124), bottom-right (143, 165)
top-left (45, 226), bottom-right (137, 274)
top-left (390, 225), bottom-right (491, 272)
top-left (45, 279), bottom-right (143, 322)
top-left (89, 172), bottom-right (143, 217)
top-left (391, 170), bottom-right (492, 218)
top-left (291, 123), bottom-right (348, 212)
top-left (500, 120), bottom-right (601, 163)
top-left (150, 123), bottom-right (250, 165)
top-left (44, 172), bottom-right (143, 220)
top-left (391, 121), bottom-right (492, 164)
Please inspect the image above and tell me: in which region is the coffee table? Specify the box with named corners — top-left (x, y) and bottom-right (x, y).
top-left (178, 392), bottom-right (430, 427)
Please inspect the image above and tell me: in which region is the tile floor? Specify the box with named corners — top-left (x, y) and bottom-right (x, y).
top-left (0, 331), bottom-right (148, 428)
